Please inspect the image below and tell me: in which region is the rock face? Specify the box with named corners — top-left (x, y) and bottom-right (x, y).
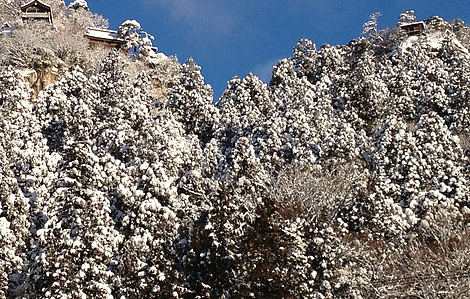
top-left (21, 67), bottom-right (59, 97)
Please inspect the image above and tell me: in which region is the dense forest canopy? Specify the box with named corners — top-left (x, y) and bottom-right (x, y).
top-left (1, 3), bottom-right (470, 298)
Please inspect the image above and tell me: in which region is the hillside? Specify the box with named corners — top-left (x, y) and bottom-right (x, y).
top-left (1, 3), bottom-right (470, 298)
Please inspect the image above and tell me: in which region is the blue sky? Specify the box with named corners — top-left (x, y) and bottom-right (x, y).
top-left (85, 0), bottom-right (470, 99)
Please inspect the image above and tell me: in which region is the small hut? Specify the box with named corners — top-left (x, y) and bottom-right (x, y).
top-left (20, 0), bottom-right (53, 24)
top-left (84, 27), bottom-right (125, 48)
top-left (400, 21), bottom-right (425, 36)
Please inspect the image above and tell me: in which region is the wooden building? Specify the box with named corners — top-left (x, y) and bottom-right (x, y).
top-left (20, 0), bottom-right (53, 24)
top-left (400, 21), bottom-right (425, 36)
top-left (84, 27), bottom-right (125, 48)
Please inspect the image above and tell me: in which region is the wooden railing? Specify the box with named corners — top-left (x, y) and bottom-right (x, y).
top-left (21, 12), bottom-right (50, 19)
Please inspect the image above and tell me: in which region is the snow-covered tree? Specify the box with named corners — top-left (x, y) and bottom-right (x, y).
top-left (362, 12), bottom-right (382, 42)
top-left (166, 58), bottom-right (219, 145)
top-left (398, 10), bottom-right (417, 24)
top-left (0, 68), bottom-right (36, 298)
top-left (1, 10), bottom-right (470, 298)
top-left (68, 0), bottom-right (89, 10)
top-left (118, 20), bottom-right (154, 60)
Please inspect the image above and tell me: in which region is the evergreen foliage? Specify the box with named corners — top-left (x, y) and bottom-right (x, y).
top-left (1, 6), bottom-right (470, 298)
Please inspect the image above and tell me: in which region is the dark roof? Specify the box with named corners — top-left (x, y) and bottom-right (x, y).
top-left (20, 0), bottom-right (51, 11)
